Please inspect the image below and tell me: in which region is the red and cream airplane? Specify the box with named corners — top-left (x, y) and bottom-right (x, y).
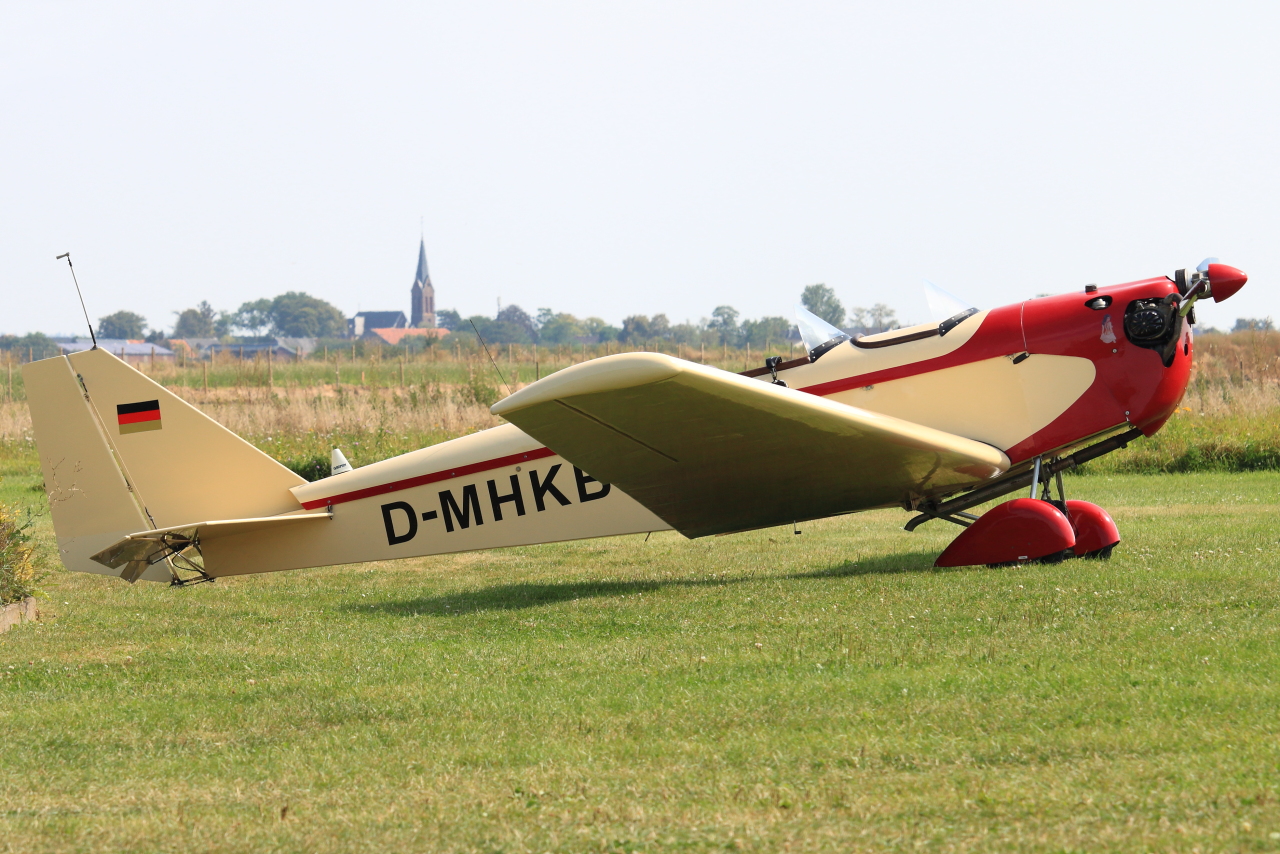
top-left (25, 260), bottom-right (1247, 584)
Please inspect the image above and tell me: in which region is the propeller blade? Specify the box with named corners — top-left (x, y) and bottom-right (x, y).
top-left (1196, 257), bottom-right (1219, 273)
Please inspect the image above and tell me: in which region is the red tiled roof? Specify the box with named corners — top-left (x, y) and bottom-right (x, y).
top-left (371, 327), bottom-right (448, 345)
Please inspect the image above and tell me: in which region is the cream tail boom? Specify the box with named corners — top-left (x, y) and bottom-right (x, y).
top-left (23, 261), bottom-right (1246, 580)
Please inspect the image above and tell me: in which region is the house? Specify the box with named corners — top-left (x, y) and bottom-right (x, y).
top-left (204, 342), bottom-right (300, 361)
top-left (350, 311), bottom-right (407, 338)
top-left (367, 327), bottom-right (447, 346)
top-left (273, 337), bottom-right (318, 357)
top-left (168, 338), bottom-right (221, 357)
top-left (57, 339), bottom-right (175, 366)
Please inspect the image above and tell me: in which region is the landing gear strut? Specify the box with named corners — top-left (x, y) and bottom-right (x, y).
top-left (913, 430), bottom-right (1131, 568)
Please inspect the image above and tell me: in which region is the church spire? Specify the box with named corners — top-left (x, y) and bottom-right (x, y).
top-left (414, 237), bottom-right (429, 288)
top-left (410, 237), bottom-right (435, 328)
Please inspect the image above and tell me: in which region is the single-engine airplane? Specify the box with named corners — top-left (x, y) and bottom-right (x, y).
top-left (24, 260), bottom-right (1247, 584)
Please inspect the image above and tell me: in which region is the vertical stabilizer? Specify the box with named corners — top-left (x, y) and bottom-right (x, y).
top-left (22, 356), bottom-right (164, 579)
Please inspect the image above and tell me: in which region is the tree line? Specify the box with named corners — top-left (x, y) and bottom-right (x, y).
top-left (0, 284), bottom-right (900, 358)
top-left (4, 281), bottom-right (1275, 361)
top-left (91, 292), bottom-right (349, 341)
top-left (439, 284), bottom-right (902, 348)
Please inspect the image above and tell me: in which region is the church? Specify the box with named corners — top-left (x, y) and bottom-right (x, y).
top-left (348, 238), bottom-right (444, 341)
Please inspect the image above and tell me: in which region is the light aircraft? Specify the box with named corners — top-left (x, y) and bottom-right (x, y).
top-left (24, 260), bottom-right (1247, 584)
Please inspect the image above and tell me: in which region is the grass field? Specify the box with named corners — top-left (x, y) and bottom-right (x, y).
top-left (1, 335), bottom-right (1278, 851)
top-left (2, 458), bottom-right (1279, 852)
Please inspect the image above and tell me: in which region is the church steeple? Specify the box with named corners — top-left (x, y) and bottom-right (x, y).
top-left (410, 237), bottom-right (435, 328)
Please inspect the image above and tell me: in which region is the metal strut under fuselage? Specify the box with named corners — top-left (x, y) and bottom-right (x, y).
top-left (116, 530), bottom-right (215, 586)
top-left (903, 426), bottom-right (1144, 532)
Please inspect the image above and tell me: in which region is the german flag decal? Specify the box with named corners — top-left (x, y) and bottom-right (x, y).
top-left (117, 400), bottom-right (162, 434)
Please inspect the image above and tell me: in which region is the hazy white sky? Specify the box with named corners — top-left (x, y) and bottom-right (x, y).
top-left (2, 1), bottom-right (1275, 336)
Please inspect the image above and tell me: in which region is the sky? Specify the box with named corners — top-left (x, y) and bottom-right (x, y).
top-left (2, 1), bottom-right (1276, 336)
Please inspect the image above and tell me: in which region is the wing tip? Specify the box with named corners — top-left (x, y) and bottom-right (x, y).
top-left (492, 352), bottom-right (685, 416)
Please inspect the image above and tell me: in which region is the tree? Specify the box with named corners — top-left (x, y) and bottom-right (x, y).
top-left (466, 315), bottom-right (532, 345)
top-left (495, 305), bottom-right (537, 341)
top-left (0, 333), bottom-right (59, 360)
top-left (648, 314), bottom-right (672, 340)
top-left (619, 315), bottom-right (651, 343)
top-left (97, 311), bottom-right (147, 340)
top-left (707, 305), bottom-right (742, 345)
top-left (232, 299), bottom-right (273, 336)
top-left (268, 292), bottom-right (346, 338)
top-left (846, 305), bottom-right (870, 332)
top-left (800, 284), bottom-right (845, 327)
top-left (436, 309), bottom-right (462, 331)
top-left (741, 316), bottom-right (792, 348)
top-left (172, 301), bottom-right (223, 338)
top-left (867, 303), bottom-right (898, 333)
top-left (669, 321), bottom-right (705, 345)
top-left (537, 310), bottom-right (586, 345)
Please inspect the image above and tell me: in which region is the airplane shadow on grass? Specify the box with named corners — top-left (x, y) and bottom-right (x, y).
top-left (355, 550), bottom-right (963, 617)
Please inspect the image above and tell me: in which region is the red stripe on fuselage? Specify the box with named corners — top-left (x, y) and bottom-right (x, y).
top-left (299, 446), bottom-right (558, 510)
top-left (117, 410), bottom-right (162, 425)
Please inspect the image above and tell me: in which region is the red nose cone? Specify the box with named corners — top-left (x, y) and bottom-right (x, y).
top-left (1207, 263), bottom-right (1248, 302)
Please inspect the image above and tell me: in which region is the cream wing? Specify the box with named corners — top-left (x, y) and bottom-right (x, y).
top-left (492, 354), bottom-right (1010, 538)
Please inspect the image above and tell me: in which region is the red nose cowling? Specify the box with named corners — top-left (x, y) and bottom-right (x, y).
top-left (1207, 264), bottom-right (1248, 302)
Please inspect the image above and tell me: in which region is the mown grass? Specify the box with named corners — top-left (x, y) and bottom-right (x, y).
top-left (2, 466), bottom-right (1279, 852)
top-left (1084, 409), bottom-right (1280, 474)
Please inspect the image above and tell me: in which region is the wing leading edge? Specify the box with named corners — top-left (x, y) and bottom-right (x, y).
top-left (492, 353), bottom-right (1010, 538)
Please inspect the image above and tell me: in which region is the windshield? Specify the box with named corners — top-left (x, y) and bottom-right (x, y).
top-left (924, 280), bottom-right (975, 322)
top-left (794, 304), bottom-right (850, 361)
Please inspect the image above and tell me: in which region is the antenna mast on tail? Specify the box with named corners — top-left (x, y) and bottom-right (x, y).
top-left (56, 252), bottom-right (97, 349)
top-left (469, 319), bottom-right (514, 397)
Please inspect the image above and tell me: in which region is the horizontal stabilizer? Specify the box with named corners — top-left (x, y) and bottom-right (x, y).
top-left (91, 512), bottom-right (332, 582)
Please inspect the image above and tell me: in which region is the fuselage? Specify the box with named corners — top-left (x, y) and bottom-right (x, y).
top-left (754, 276), bottom-right (1191, 464)
top-left (254, 274), bottom-right (1194, 574)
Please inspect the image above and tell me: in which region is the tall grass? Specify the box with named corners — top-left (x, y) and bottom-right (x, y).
top-left (1082, 331), bottom-right (1280, 473)
top-left (2, 331), bottom-right (1278, 475)
top-left (0, 338), bottom-right (792, 401)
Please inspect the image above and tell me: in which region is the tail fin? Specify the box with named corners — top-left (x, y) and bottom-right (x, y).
top-left (24, 350), bottom-right (305, 578)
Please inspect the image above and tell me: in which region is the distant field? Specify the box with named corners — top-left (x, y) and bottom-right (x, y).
top-left (2, 464), bottom-right (1279, 852)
